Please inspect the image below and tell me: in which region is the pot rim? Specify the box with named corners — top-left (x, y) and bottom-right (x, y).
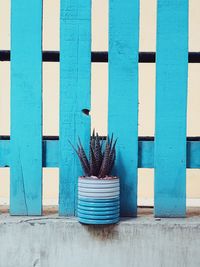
top-left (79, 176), bottom-right (119, 181)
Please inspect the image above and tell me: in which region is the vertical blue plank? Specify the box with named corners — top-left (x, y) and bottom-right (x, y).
top-left (59, 0), bottom-right (91, 215)
top-left (155, 0), bottom-right (188, 217)
top-left (10, 1), bottom-right (42, 215)
top-left (108, 0), bottom-right (140, 216)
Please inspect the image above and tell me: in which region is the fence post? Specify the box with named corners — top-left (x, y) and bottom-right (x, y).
top-left (108, 0), bottom-right (140, 216)
top-left (155, 0), bottom-right (189, 217)
top-left (59, 0), bottom-right (91, 216)
top-left (10, 0), bottom-right (43, 215)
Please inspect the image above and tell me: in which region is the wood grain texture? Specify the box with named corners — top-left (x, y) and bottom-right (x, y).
top-left (10, 1), bottom-right (43, 215)
top-left (155, 0), bottom-right (189, 217)
top-left (108, 0), bottom-right (140, 216)
top-left (59, 0), bottom-right (91, 216)
top-left (2, 140), bottom-right (200, 169)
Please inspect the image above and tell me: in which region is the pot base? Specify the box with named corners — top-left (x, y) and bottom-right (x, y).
top-left (78, 217), bottom-right (119, 225)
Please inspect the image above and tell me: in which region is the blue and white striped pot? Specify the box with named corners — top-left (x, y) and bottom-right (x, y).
top-left (78, 177), bottom-right (120, 224)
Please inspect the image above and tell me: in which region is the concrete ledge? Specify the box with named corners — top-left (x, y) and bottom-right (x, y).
top-left (0, 208), bottom-right (200, 267)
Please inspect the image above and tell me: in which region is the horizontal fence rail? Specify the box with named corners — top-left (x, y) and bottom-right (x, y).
top-left (0, 137), bottom-right (200, 168)
top-left (1, 50), bottom-right (200, 63)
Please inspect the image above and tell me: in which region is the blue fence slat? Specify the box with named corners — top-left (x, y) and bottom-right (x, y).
top-left (10, 1), bottom-right (43, 215)
top-left (108, 0), bottom-right (140, 217)
top-left (155, 0), bottom-right (189, 217)
top-left (59, 0), bottom-right (91, 216)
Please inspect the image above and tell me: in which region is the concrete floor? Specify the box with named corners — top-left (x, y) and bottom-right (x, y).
top-left (0, 207), bottom-right (200, 267)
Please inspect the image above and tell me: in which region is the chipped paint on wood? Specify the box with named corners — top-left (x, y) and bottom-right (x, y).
top-left (108, 0), bottom-right (140, 216)
top-left (154, 0), bottom-right (189, 217)
top-left (59, 0), bottom-right (91, 216)
top-left (2, 140), bottom-right (200, 169)
top-left (10, 0), bottom-right (43, 215)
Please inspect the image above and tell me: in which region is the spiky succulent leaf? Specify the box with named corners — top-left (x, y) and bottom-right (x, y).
top-left (78, 143), bottom-right (90, 168)
top-left (71, 138), bottom-right (90, 176)
top-left (109, 133), bottom-right (113, 148)
top-left (89, 145), bottom-right (98, 176)
top-left (77, 148), bottom-right (90, 176)
top-left (94, 133), bottom-right (103, 173)
top-left (99, 137), bottom-right (111, 178)
top-left (108, 148), bottom-right (116, 175)
top-left (100, 138), bottom-right (104, 151)
top-left (109, 138), bottom-right (117, 160)
top-left (69, 133), bottom-right (117, 178)
top-left (89, 129), bottom-right (95, 161)
top-left (108, 138), bottom-right (117, 174)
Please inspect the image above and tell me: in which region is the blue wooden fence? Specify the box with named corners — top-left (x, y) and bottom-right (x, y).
top-left (0, 0), bottom-right (194, 217)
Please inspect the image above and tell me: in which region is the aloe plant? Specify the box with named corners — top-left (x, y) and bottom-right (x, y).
top-left (69, 131), bottom-right (117, 178)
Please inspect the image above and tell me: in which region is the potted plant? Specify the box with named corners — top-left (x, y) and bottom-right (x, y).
top-left (70, 131), bottom-right (119, 224)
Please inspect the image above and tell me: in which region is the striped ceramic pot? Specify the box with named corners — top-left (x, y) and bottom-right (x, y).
top-left (78, 177), bottom-right (120, 224)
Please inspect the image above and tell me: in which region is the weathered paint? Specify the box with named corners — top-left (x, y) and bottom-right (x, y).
top-left (1, 0), bottom-right (195, 218)
top-left (155, 0), bottom-right (189, 217)
top-left (59, 0), bottom-right (91, 215)
top-left (10, 0), bottom-right (42, 215)
top-left (2, 140), bottom-right (200, 169)
top-left (0, 212), bottom-right (200, 267)
top-left (108, 0), bottom-right (140, 216)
